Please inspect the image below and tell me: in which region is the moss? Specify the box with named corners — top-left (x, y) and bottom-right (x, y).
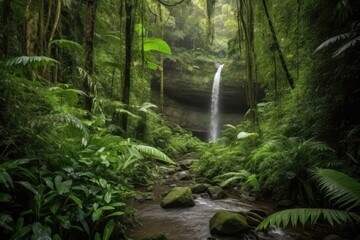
top-left (190, 183), bottom-right (211, 194)
top-left (207, 186), bottom-right (227, 199)
top-left (209, 210), bottom-right (249, 235)
top-left (161, 187), bottom-right (195, 208)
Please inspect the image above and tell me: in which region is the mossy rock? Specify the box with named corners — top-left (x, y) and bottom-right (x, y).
top-left (142, 233), bottom-right (167, 240)
top-left (190, 183), bottom-right (211, 194)
top-left (209, 210), bottom-right (249, 235)
top-left (161, 187), bottom-right (195, 208)
top-left (207, 186), bottom-right (227, 200)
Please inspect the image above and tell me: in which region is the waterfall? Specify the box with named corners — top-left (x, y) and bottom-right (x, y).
top-left (209, 64), bottom-right (224, 142)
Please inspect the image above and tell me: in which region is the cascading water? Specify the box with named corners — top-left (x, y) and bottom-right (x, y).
top-left (209, 64), bottom-right (224, 142)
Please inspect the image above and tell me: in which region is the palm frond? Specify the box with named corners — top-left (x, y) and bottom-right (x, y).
top-left (314, 33), bottom-right (350, 52)
top-left (132, 145), bottom-right (176, 165)
top-left (311, 168), bottom-right (360, 210)
top-left (256, 208), bottom-right (358, 230)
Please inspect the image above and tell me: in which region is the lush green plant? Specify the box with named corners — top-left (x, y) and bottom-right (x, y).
top-left (257, 168), bottom-right (360, 230)
top-left (252, 136), bottom-right (336, 201)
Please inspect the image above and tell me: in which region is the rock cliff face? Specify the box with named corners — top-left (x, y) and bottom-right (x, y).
top-left (151, 63), bottom-right (250, 140)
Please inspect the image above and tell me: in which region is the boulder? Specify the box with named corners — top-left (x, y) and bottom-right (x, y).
top-left (190, 183), bottom-right (211, 194)
top-left (161, 187), bottom-right (195, 208)
top-left (207, 186), bottom-right (227, 200)
top-left (209, 211), bottom-right (249, 235)
top-left (142, 233), bottom-right (167, 240)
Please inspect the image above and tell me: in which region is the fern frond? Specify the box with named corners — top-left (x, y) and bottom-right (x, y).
top-left (214, 170), bottom-right (251, 187)
top-left (132, 145), bottom-right (176, 165)
top-left (5, 56), bottom-right (59, 68)
top-left (51, 39), bottom-right (83, 51)
top-left (256, 208), bottom-right (358, 230)
top-left (312, 168), bottom-right (360, 210)
top-left (35, 113), bottom-right (89, 146)
top-left (333, 36), bottom-right (360, 57)
top-left (314, 33), bottom-right (350, 52)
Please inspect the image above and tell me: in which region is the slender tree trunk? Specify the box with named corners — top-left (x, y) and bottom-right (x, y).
top-left (84, 0), bottom-right (98, 113)
top-left (2, 0), bottom-right (11, 57)
top-left (158, 3), bottom-right (164, 113)
top-left (261, 0), bottom-right (294, 89)
top-left (25, 0), bottom-right (39, 56)
top-left (122, 0), bottom-right (134, 131)
top-left (42, 0), bottom-right (61, 80)
top-left (38, 0), bottom-right (44, 56)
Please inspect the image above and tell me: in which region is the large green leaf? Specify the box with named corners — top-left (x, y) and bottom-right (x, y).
top-left (312, 168), bottom-right (360, 210)
top-left (102, 219), bottom-right (115, 240)
top-left (143, 38), bottom-right (171, 54)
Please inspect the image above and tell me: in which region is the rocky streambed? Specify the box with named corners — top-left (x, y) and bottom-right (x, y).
top-left (128, 159), bottom-right (332, 240)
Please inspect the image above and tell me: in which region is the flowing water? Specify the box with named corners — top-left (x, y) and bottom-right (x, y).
top-left (209, 64), bottom-right (225, 142)
top-left (129, 163), bottom-right (307, 240)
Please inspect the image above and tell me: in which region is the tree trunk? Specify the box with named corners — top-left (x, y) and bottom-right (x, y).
top-left (121, 0), bottom-right (134, 132)
top-left (261, 0), bottom-right (294, 89)
top-left (2, 0), bottom-right (11, 58)
top-left (25, 0), bottom-right (40, 56)
top-left (84, 0), bottom-right (98, 113)
top-left (158, 3), bottom-right (164, 113)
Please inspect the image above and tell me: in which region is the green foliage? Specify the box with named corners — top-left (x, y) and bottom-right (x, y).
top-left (252, 136), bottom-right (335, 200)
top-left (143, 38), bottom-right (172, 54)
top-left (257, 168), bottom-right (360, 230)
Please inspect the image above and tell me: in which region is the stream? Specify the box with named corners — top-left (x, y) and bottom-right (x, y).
top-left (129, 160), bottom-right (314, 240)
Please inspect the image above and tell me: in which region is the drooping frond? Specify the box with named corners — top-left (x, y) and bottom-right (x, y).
top-left (333, 36), bottom-right (360, 57)
top-left (51, 39), bottom-right (83, 51)
top-left (256, 208), bottom-right (359, 230)
top-left (314, 33), bottom-right (350, 53)
top-left (5, 56), bottom-right (59, 68)
top-left (214, 170), bottom-right (251, 187)
top-left (35, 113), bottom-right (89, 146)
top-left (311, 168), bottom-right (360, 210)
top-left (132, 145), bottom-right (176, 165)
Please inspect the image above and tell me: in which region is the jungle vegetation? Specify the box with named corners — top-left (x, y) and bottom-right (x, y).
top-left (0, 0), bottom-right (359, 239)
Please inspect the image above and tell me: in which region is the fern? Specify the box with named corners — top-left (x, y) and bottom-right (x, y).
top-left (257, 169), bottom-right (360, 230)
top-left (132, 145), bottom-right (176, 165)
top-left (214, 170), bottom-right (251, 187)
top-left (314, 33), bottom-right (350, 53)
top-left (34, 113), bottom-right (89, 146)
top-left (51, 39), bottom-right (83, 51)
top-left (312, 168), bottom-right (360, 210)
top-left (256, 208), bottom-right (359, 230)
top-left (5, 56), bottom-right (59, 68)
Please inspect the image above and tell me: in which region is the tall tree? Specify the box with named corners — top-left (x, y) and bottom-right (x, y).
top-left (236, 0), bottom-right (258, 131)
top-left (84, 0), bottom-right (98, 112)
top-left (121, 0), bottom-right (136, 131)
top-left (261, 0), bottom-right (294, 89)
top-left (2, 0), bottom-right (11, 57)
top-left (25, 0), bottom-right (40, 56)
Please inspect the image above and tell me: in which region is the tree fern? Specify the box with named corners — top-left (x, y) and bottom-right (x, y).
top-left (312, 168), bottom-right (360, 210)
top-left (314, 33), bottom-right (350, 53)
